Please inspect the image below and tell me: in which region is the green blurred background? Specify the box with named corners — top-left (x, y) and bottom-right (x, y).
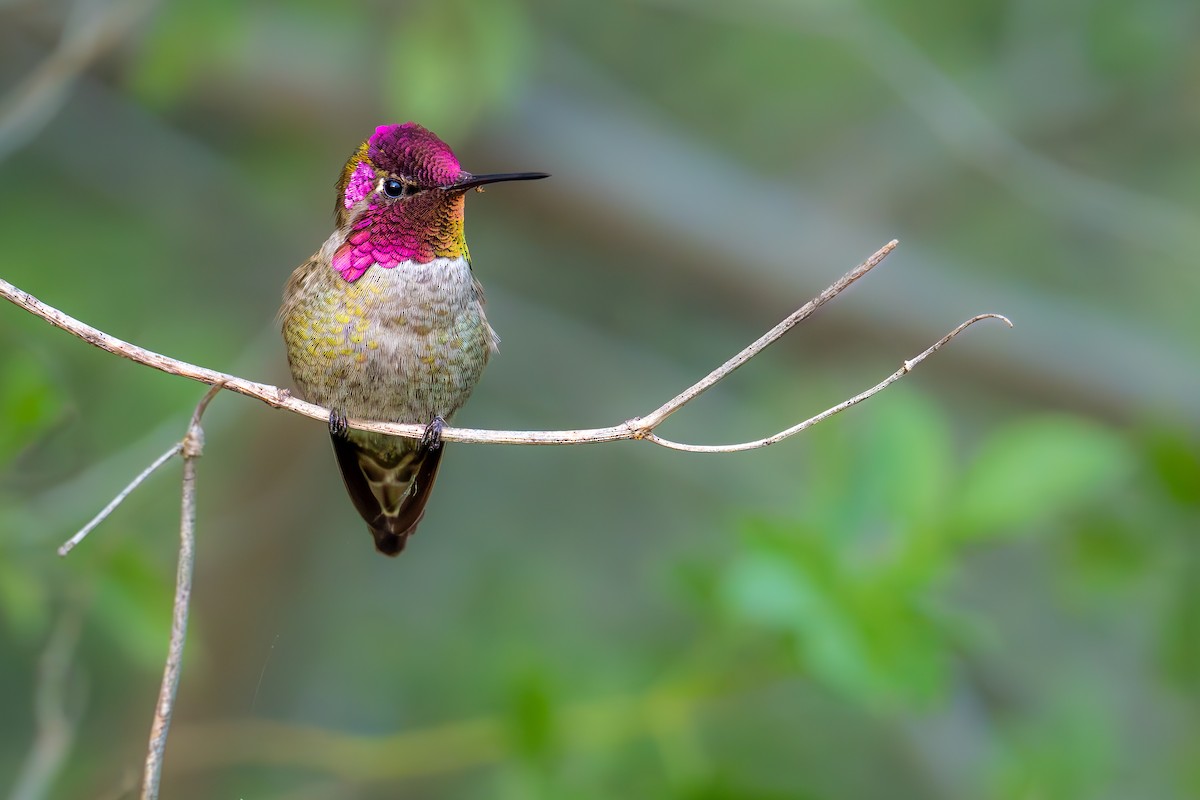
top-left (2, 0), bottom-right (1199, 798)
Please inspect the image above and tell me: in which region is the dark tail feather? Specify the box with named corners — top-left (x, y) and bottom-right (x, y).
top-left (330, 435), bottom-right (445, 556)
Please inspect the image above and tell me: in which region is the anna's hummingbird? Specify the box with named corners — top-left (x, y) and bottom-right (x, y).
top-left (280, 122), bottom-right (547, 555)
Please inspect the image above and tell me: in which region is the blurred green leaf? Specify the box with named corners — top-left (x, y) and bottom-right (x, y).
top-left (988, 698), bottom-right (1115, 800)
top-left (90, 545), bottom-right (173, 668)
top-left (671, 558), bottom-right (726, 620)
top-left (796, 407), bottom-right (858, 535)
top-left (506, 667), bottom-right (558, 764)
top-left (386, 0), bottom-right (533, 140)
top-left (0, 350), bottom-right (65, 465)
top-left (1158, 554), bottom-right (1200, 689)
top-left (1061, 514), bottom-right (1151, 591)
top-left (1142, 425), bottom-right (1200, 508)
top-left (853, 574), bottom-right (949, 703)
top-left (0, 549), bottom-right (49, 639)
top-left (719, 523), bottom-right (948, 705)
top-left (128, 0), bottom-right (245, 107)
top-left (865, 389), bottom-right (954, 534)
top-left (720, 534), bottom-right (875, 698)
top-left (954, 416), bottom-right (1130, 539)
top-left (678, 773), bottom-right (811, 800)
top-left (720, 546), bottom-right (815, 630)
top-left (800, 388), bottom-right (952, 547)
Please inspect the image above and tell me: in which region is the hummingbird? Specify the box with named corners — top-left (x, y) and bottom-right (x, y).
top-left (280, 122), bottom-right (547, 555)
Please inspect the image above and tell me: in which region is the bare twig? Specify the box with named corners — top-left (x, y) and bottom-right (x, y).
top-left (57, 444), bottom-right (183, 556)
top-left (139, 383), bottom-right (221, 800)
top-left (646, 313), bottom-right (1013, 452)
top-left (634, 239), bottom-right (896, 431)
top-left (7, 610), bottom-right (83, 800)
top-left (0, 240), bottom-right (1007, 451)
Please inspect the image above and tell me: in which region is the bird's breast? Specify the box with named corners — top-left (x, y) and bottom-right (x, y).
top-left (283, 255), bottom-right (497, 428)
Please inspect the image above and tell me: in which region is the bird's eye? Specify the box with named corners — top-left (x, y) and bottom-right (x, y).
top-left (382, 179), bottom-right (405, 198)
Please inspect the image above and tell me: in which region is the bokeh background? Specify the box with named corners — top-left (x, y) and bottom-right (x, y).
top-left (2, 1), bottom-right (1199, 798)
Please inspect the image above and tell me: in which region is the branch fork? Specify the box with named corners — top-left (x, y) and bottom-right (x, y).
top-left (1, 240), bottom-right (1011, 453)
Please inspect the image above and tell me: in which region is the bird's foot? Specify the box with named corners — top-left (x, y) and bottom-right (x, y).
top-left (421, 415), bottom-right (446, 451)
top-left (328, 408), bottom-right (350, 438)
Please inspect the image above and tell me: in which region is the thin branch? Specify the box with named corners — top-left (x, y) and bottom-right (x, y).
top-left (139, 383), bottom-right (221, 800)
top-left (1, 241), bottom-right (1011, 452)
top-left (1, 240), bottom-right (1004, 451)
top-left (636, 239), bottom-right (897, 430)
top-left (57, 444), bottom-right (183, 556)
top-left (646, 313), bottom-right (1013, 453)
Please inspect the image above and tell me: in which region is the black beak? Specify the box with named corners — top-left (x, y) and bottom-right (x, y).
top-left (448, 172), bottom-right (550, 192)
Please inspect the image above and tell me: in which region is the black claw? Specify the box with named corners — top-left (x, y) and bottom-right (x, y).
top-left (421, 415), bottom-right (446, 451)
top-left (329, 408), bottom-right (349, 438)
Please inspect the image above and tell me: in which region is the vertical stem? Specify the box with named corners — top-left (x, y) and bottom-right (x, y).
top-left (140, 401), bottom-right (208, 800)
